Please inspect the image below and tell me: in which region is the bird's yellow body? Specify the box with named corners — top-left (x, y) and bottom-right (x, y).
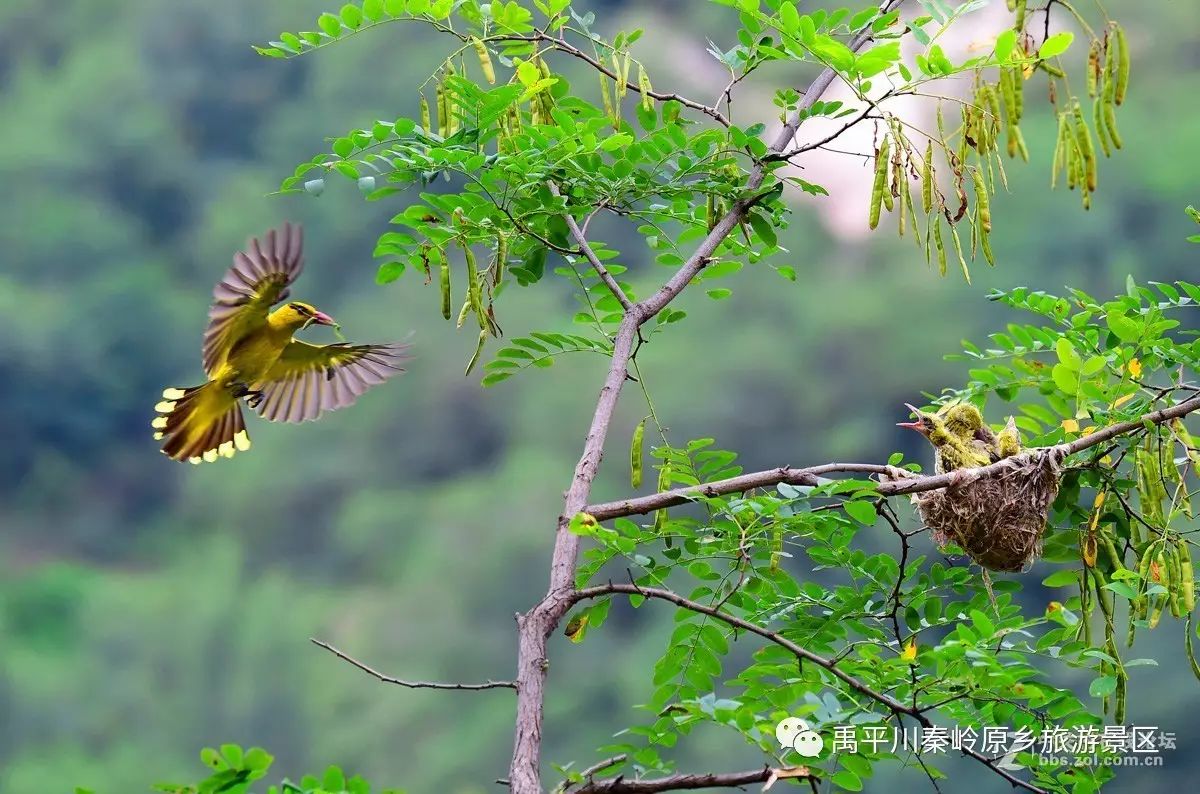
top-left (899, 402), bottom-right (1022, 474)
top-left (154, 224), bottom-right (409, 463)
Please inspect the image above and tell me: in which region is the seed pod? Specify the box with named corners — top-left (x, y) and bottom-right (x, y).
top-left (456, 296), bottom-right (471, 328)
top-left (1103, 30), bottom-right (1117, 102)
top-left (1114, 663), bottom-right (1127, 724)
top-left (463, 244), bottom-right (486, 331)
top-left (1179, 538), bottom-right (1196, 613)
top-left (1051, 112), bottom-right (1068, 187)
top-left (971, 168), bottom-right (991, 233)
top-left (1010, 67), bottom-right (1023, 123)
top-left (1087, 39), bottom-right (1101, 98)
top-left (437, 248), bottom-right (452, 320)
top-left (869, 137), bottom-right (889, 230)
top-left (599, 69), bottom-right (615, 128)
top-left (471, 36), bottom-right (495, 84)
top-left (630, 417), bottom-right (646, 489)
top-left (612, 51), bottom-right (627, 101)
top-left (1188, 614), bottom-right (1200, 681)
top-left (491, 234), bottom-right (507, 287)
top-left (1103, 98), bottom-right (1123, 150)
top-left (1072, 100), bottom-right (1096, 192)
top-left (1093, 98), bottom-right (1112, 158)
top-left (464, 328), bottom-right (487, 375)
top-left (1167, 543), bottom-right (1184, 618)
top-left (922, 142), bottom-right (934, 213)
top-left (637, 64), bottom-right (652, 112)
top-left (933, 217), bottom-right (947, 276)
top-left (434, 80), bottom-right (448, 138)
top-left (1113, 24), bottom-right (1129, 105)
top-left (1014, 0), bottom-right (1026, 30)
top-left (1011, 122), bottom-right (1028, 162)
top-left (1149, 591), bottom-right (1166, 629)
top-left (419, 93), bottom-right (431, 131)
top-left (980, 222), bottom-right (995, 267)
top-left (949, 223), bottom-right (970, 283)
top-left (898, 170), bottom-right (907, 238)
top-left (654, 464), bottom-right (669, 538)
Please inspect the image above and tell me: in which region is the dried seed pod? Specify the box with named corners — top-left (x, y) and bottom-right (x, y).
top-left (464, 328), bottom-right (487, 375)
top-left (1087, 39), bottom-right (1101, 98)
top-left (1113, 24), bottom-right (1129, 105)
top-left (471, 36), bottom-right (496, 84)
top-left (437, 248), bottom-right (452, 320)
top-left (630, 417), bottom-right (646, 489)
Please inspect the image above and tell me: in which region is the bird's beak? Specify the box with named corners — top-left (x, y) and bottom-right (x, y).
top-left (897, 402), bottom-right (928, 434)
top-left (311, 310), bottom-right (337, 326)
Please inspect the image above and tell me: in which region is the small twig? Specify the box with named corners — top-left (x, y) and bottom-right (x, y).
top-left (571, 765), bottom-right (777, 793)
top-left (310, 638), bottom-right (517, 691)
top-left (551, 184), bottom-right (633, 310)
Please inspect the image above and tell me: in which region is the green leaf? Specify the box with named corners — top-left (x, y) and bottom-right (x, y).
top-left (832, 770), bottom-right (863, 791)
top-left (1039, 32), bottom-right (1074, 60)
top-left (318, 12), bottom-right (344, 37)
top-left (994, 29), bottom-right (1016, 61)
top-left (1105, 310), bottom-right (1141, 342)
top-left (706, 288), bottom-right (732, 300)
top-left (1088, 675), bottom-right (1117, 697)
top-left (376, 261), bottom-right (405, 284)
top-left (1041, 569), bottom-right (1078, 588)
top-left (844, 501), bottom-right (877, 526)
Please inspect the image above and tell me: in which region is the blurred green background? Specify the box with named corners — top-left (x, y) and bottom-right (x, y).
top-left (1, 1), bottom-right (1197, 792)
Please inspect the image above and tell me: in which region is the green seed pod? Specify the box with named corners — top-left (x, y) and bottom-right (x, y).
top-left (897, 170), bottom-right (907, 238)
top-left (1103, 29), bottom-right (1117, 103)
top-left (980, 221), bottom-right (995, 267)
top-left (599, 69), bottom-right (615, 128)
top-left (1188, 614), bottom-right (1200, 681)
top-left (437, 248), bottom-right (452, 320)
top-left (971, 168), bottom-right (991, 233)
top-left (922, 142), bottom-right (934, 213)
top-left (949, 223), bottom-right (970, 283)
top-left (491, 234), bottom-right (507, 287)
top-left (435, 81), bottom-right (447, 137)
top-left (1072, 100), bottom-right (1096, 192)
top-left (630, 417), bottom-right (646, 489)
top-left (1014, 0), bottom-right (1026, 30)
top-left (1179, 538), bottom-right (1195, 613)
top-left (463, 244), bottom-right (486, 331)
top-left (1093, 98), bottom-right (1112, 158)
top-left (1167, 543), bottom-right (1184, 618)
top-left (1104, 98), bottom-right (1123, 149)
top-left (1113, 24), bottom-right (1129, 105)
top-left (933, 217), bottom-right (947, 276)
top-left (637, 64), bottom-right (652, 112)
top-left (869, 137), bottom-right (889, 230)
top-left (419, 93), bottom-right (431, 131)
top-left (456, 296), bottom-right (471, 328)
top-left (471, 36), bottom-right (496, 84)
top-left (464, 328), bottom-right (487, 375)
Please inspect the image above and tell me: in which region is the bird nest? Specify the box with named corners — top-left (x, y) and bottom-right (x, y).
top-left (912, 449), bottom-right (1064, 572)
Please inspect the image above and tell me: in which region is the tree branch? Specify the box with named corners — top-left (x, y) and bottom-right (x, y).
top-left (570, 766), bottom-right (778, 793)
top-left (509, 4), bottom-right (905, 790)
top-left (550, 183), bottom-right (634, 310)
top-left (310, 638), bottom-right (517, 691)
top-left (586, 395), bottom-right (1200, 520)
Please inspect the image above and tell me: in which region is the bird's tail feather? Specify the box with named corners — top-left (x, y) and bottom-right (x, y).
top-left (153, 383), bottom-right (250, 463)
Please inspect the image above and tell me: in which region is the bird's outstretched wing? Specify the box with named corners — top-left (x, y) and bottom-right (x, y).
top-left (251, 340), bottom-right (410, 423)
top-left (203, 223), bottom-right (304, 374)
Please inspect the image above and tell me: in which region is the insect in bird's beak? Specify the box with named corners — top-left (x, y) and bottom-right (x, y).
top-left (310, 310), bottom-right (337, 326)
top-left (897, 402), bottom-right (929, 435)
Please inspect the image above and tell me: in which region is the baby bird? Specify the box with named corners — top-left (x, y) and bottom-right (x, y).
top-left (997, 416), bottom-right (1021, 459)
top-left (899, 403), bottom-right (994, 474)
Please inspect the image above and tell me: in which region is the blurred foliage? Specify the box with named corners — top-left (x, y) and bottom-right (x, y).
top-left (1, 0), bottom-right (1198, 793)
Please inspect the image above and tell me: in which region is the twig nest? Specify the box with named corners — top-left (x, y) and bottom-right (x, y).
top-left (914, 449), bottom-right (1064, 572)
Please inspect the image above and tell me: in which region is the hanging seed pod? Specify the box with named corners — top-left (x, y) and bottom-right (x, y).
top-left (1087, 39), bottom-right (1101, 98)
top-left (922, 142), bottom-right (934, 213)
top-left (491, 234), bottom-right (507, 287)
top-left (420, 93), bottom-right (431, 131)
top-left (980, 221), bottom-right (995, 267)
top-left (464, 328), bottom-right (487, 375)
top-left (435, 80), bottom-right (447, 137)
top-left (1014, 0), bottom-right (1026, 30)
top-left (1093, 98), bottom-right (1112, 158)
top-left (1188, 614), bottom-right (1200, 681)
top-left (1180, 539), bottom-right (1196, 613)
top-left (471, 36), bottom-right (496, 84)
top-left (630, 417), bottom-right (646, 489)
top-left (898, 171), bottom-right (908, 238)
top-left (1051, 112), bottom-right (1067, 187)
top-left (456, 296), bottom-right (471, 328)
top-left (706, 193), bottom-right (717, 231)
top-left (869, 136), bottom-right (890, 229)
top-left (949, 223), bottom-right (970, 283)
top-left (599, 69), bottom-right (616, 128)
top-left (437, 248), bottom-right (452, 320)
top-left (637, 64), bottom-right (653, 112)
top-left (654, 464), bottom-right (670, 537)
top-left (933, 217), bottom-right (947, 276)
top-left (1103, 97), bottom-right (1123, 150)
top-left (1072, 100), bottom-right (1096, 192)
top-left (463, 244), bottom-right (486, 331)
top-left (1168, 542), bottom-right (1185, 618)
top-left (1113, 24), bottom-right (1129, 105)
top-left (971, 168), bottom-right (991, 233)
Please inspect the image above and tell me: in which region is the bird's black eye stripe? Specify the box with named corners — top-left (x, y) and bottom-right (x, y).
top-left (289, 303), bottom-right (312, 316)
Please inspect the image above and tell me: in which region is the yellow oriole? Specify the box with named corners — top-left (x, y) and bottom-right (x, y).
top-left (154, 223), bottom-right (409, 463)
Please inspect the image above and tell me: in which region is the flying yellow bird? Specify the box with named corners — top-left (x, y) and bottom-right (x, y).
top-left (153, 223), bottom-right (409, 463)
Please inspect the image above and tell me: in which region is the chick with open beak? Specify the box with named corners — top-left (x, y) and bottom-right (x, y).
top-left (899, 402), bottom-right (993, 474)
